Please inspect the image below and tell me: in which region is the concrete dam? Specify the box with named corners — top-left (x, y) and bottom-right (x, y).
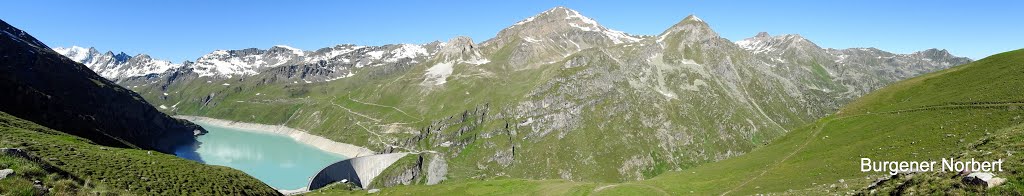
top-left (308, 152), bottom-right (410, 189)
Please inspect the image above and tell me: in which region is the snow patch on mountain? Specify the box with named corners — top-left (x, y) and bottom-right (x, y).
top-left (366, 51), bottom-right (385, 60)
top-left (386, 44), bottom-right (428, 62)
top-left (325, 72), bottom-right (356, 82)
top-left (423, 62), bottom-right (454, 85)
top-left (512, 16), bottom-right (537, 27)
top-left (563, 8), bottom-right (639, 44)
top-left (193, 50), bottom-right (262, 77)
top-left (523, 37), bottom-right (542, 43)
top-left (122, 56), bottom-right (179, 78)
top-left (735, 39), bottom-right (769, 53)
top-left (465, 58), bottom-right (490, 65)
top-left (735, 34), bottom-right (778, 54)
top-left (689, 15), bottom-right (704, 23)
top-left (307, 45), bottom-right (365, 63)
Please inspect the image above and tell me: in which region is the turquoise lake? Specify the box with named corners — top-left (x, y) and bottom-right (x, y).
top-left (176, 122), bottom-right (347, 190)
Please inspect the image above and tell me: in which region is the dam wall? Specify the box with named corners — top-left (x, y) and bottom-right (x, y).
top-left (308, 153), bottom-right (410, 189)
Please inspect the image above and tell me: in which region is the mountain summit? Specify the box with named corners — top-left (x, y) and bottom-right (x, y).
top-left (498, 6), bottom-right (639, 44)
top-left (480, 6), bottom-right (639, 69)
top-left (434, 36), bottom-right (487, 64)
top-left (657, 14), bottom-right (719, 44)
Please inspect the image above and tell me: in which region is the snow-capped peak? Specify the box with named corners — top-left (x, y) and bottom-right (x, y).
top-left (53, 46), bottom-right (182, 80)
top-left (53, 46), bottom-right (94, 63)
top-left (735, 33), bottom-right (817, 54)
top-left (390, 44), bottom-right (428, 61)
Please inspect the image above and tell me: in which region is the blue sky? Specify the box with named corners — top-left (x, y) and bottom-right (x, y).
top-left (2, 1), bottom-right (1019, 61)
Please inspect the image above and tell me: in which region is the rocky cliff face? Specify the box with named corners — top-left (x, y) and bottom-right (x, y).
top-left (0, 19), bottom-right (204, 154)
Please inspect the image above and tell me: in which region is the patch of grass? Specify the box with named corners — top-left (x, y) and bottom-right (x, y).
top-left (0, 111), bottom-right (280, 195)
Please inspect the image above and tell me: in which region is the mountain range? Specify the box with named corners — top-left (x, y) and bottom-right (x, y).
top-left (52, 6), bottom-right (972, 187)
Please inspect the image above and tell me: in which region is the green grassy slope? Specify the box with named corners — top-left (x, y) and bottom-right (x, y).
top-left (0, 111), bottom-right (280, 195)
top-left (1, 153), bottom-right (127, 195)
top-left (862, 123), bottom-right (1024, 194)
top-left (305, 49), bottom-right (1024, 195)
top-left (635, 48), bottom-right (1024, 195)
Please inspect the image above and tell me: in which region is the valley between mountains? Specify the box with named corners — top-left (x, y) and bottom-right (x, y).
top-left (5, 5), bottom-right (1017, 196)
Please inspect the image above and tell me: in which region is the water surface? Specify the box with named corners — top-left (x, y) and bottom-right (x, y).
top-left (177, 122), bottom-right (346, 190)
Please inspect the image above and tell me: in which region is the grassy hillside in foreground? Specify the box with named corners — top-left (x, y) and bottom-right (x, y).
top-left (0, 153), bottom-right (127, 195)
top-left (0, 111), bottom-right (280, 195)
top-left (303, 49), bottom-right (1024, 195)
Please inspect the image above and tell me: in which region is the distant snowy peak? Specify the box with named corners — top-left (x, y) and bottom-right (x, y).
top-left (53, 46), bottom-right (177, 80)
top-left (191, 45), bottom-right (310, 77)
top-left (826, 47), bottom-right (969, 63)
top-left (735, 32), bottom-right (819, 54)
top-left (55, 42), bottom-right (438, 80)
top-left (388, 44), bottom-right (429, 62)
top-left (306, 44), bottom-right (366, 63)
top-left (53, 46), bottom-right (96, 62)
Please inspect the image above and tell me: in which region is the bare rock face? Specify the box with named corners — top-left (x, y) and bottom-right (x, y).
top-left (369, 155), bottom-right (422, 188)
top-left (435, 36), bottom-right (486, 64)
top-left (425, 154), bottom-right (448, 185)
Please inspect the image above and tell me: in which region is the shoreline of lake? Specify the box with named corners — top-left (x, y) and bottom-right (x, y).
top-left (175, 115), bottom-right (376, 159)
